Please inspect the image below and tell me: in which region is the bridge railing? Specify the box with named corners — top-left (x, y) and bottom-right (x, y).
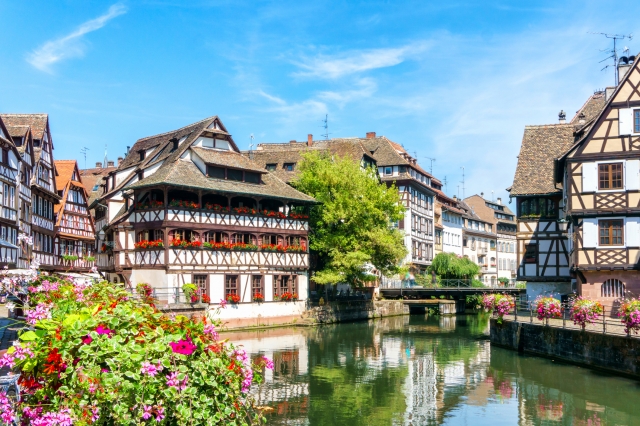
top-left (380, 277), bottom-right (520, 290)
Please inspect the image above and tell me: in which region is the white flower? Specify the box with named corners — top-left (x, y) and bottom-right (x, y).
top-left (5, 302), bottom-right (15, 312)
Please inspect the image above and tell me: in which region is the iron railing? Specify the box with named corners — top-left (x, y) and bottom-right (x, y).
top-left (379, 278), bottom-right (519, 290)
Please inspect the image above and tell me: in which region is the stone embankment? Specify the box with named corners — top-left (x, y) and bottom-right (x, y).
top-left (490, 318), bottom-right (640, 378)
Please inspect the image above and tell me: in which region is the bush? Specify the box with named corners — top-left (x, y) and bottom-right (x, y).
top-left (619, 299), bottom-right (640, 334)
top-left (471, 279), bottom-right (485, 288)
top-left (466, 294), bottom-right (483, 309)
top-left (569, 297), bottom-right (604, 329)
top-left (482, 294), bottom-right (515, 323)
top-left (0, 276), bottom-right (270, 424)
top-left (535, 296), bottom-right (562, 321)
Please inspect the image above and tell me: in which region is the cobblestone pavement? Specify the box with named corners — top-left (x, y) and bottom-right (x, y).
top-left (502, 311), bottom-right (637, 337)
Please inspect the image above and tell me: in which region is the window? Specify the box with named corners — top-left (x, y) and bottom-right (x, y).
top-left (203, 231), bottom-right (228, 243)
top-left (194, 275), bottom-right (208, 298)
top-left (231, 233), bottom-right (256, 245)
top-left (283, 163), bottom-right (295, 172)
top-left (262, 234), bottom-right (281, 245)
top-left (252, 275), bottom-right (264, 298)
top-left (524, 244), bottom-right (537, 264)
top-left (139, 150), bottom-right (145, 161)
top-left (519, 198), bottom-right (556, 218)
top-left (635, 110), bottom-right (640, 133)
top-left (274, 275), bottom-right (296, 297)
top-left (384, 167), bottom-right (392, 175)
top-left (598, 163), bottom-right (623, 190)
top-left (225, 275), bottom-right (239, 298)
top-left (599, 219), bottom-right (623, 246)
top-left (244, 171), bottom-right (261, 184)
top-left (227, 169), bottom-right (243, 181)
top-left (207, 166), bottom-right (225, 179)
top-left (266, 164), bottom-right (277, 171)
top-left (601, 279), bottom-right (625, 298)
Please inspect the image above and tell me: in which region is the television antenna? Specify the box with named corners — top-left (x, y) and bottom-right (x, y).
top-left (590, 32), bottom-right (633, 84)
top-left (320, 114), bottom-right (331, 140)
top-left (80, 147), bottom-right (89, 169)
top-left (443, 176), bottom-right (448, 194)
top-left (460, 166), bottom-right (466, 199)
top-left (103, 145), bottom-right (108, 168)
top-left (423, 157), bottom-right (436, 175)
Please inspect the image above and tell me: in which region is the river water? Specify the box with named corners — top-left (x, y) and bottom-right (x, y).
top-left (225, 315), bottom-right (640, 425)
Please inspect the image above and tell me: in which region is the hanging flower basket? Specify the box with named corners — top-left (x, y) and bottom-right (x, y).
top-left (535, 296), bottom-right (562, 323)
top-left (482, 293), bottom-right (515, 324)
top-left (619, 299), bottom-right (640, 334)
top-left (569, 297), bottom-right (604, 329)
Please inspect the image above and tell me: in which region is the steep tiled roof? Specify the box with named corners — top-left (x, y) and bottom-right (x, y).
top-left (510, 124), bottom-right (577, 197)
top-left (53, 160), bottom-right (88, 222)
top-left (191, 148), bottom-right (266, 173)
top-left (127, 158), bottom-right (315, 203)
top-left (0, 114), bottom-right (48, 140)
top-left (80, 166), bottom-right (118, 205)
top-left (5, 125), bottom-right (29, 139)
top-left (570, 91), bottom-right (606, 125)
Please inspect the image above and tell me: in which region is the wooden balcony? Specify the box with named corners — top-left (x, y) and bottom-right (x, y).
top-left (34, 252), bottom-right (55, 267)
top-left (131, 208), bottom-right (309, 231)
top-left (97, 253), bottom-right (115, 269)
top-left (58, 225), bottom-right (94, 239)
top-left (130, 248), bottom-right (309, 269)
top-left (55, 256), bottom-right (95, 270)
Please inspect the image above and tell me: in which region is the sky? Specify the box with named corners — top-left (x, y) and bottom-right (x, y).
top-left (1, 1), bottom-right (639, 204)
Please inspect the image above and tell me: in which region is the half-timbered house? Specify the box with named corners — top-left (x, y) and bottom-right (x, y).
top-left (0, 117), bottom-right (22, 268)
top-left (510, 91), bottom-right (606, 301)
top-left (53, 160), bottom-right (95, 272)
top-left (94, 116), bottom-right (315, 324)
top-left (0, 114), bottom-right (59, 270)
top-left (555, 60), bottom-right (640, 308)
top-left (252, 132), bottom-right (437, 274)
top-left (458, 200), bottom-right (498, 285)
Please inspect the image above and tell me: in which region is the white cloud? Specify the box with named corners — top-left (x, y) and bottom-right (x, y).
top-left (26, 3), bottom-right (127, 72)
top-left (257, 89), bottom-right (287, 106)
top-left (293, 42), bottom-right (431, 79)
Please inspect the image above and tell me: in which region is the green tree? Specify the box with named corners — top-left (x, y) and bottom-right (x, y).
top-left (428, 252), bottom-right (480, 279)
top-left (293, 152), bottom-right (407, 286)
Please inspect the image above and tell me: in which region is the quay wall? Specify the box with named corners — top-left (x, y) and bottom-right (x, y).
top-left (490, 319), bottom-right (640, 378)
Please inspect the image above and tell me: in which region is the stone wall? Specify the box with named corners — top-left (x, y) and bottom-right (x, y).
top-left (490, 319), bottom-right (640, 378)
top-left (303, 300), bottom-right (409, 324)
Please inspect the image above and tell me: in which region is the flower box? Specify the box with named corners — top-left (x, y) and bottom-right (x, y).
top-left (135, 200), bottom-right (164, 210)
top-left (203, 203), bottom-right (230, 212)
top-left (226, 294), bottom-right (241, 304)
top-left (253, 293), bottom-right (264, 302)
top-left (169, 199), bottom-right (200, 209)
top-left (134, 239), bottom-right (164, 249)
top-left (170, 240), bottom-right (202, 248)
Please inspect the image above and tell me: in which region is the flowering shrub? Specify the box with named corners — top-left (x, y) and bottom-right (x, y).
top-left (535, 296), bottom-right (562, 322)
top-left (135, 200), bottom-right (164, 210)
top-left (0, 275), bottom-right (271, 424)
top-left (252, 293), bottom-right (264, 302)
top-left (169, 199), bottom-right (200, 209)
top-left (203, 203), bottom-right (229, 212)
top-left (482, 294), bottom-right (515, 324)
top-left (182, 283), bottom-right (198, 302)
top-left (134, 239), bottom-right (164, 249)
top-left (619, 299), bottom-right (640, 334)
top-left (170, 239), bottom-right (202, 248)
top-left (226, 294), bottom-right (241, 304)
top-left (569, 297), bottom-right (604, 329)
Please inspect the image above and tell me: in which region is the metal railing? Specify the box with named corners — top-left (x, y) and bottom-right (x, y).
top-left (128, 288), bottom-right (212, 305)
top-left (380, 278), bottom-right (519, 290)
top-left (505, 297), bottom-right (637, 337)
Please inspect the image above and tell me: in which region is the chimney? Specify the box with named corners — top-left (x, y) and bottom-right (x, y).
top-left (497, 197), bottom-right (502, 205)
top-left (618, 55), bottom-right (634, 84)
top-left (289, 140), bottom-right (296, 145)
top-left (107, 160), bottom-right (115, 167)
top-left (453, 195), bottom-right (457, 200)
top-left (578, 112), bottom-right (586, 125)
top-left (366, 132), bottom-right (376, 139)
top-left (118, 157), bottom-right (123, 166)
top-left (481, 192), bottom-right (484, 198)
top-left (558, 110), bottom-right (566, 124)
top-left (126, 146), bottom-right (130, 154)
top-left (307, 134), bottom-right (313, 147)
top-left (95, 162), bottom-right (102, 169)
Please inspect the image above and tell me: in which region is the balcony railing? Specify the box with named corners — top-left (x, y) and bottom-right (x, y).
top-left (56, 256), bottom-right (96, 269)
top-left (96, 253), bottom-right (114, 269)
top-left (479, 247), bottom-right (488, 254)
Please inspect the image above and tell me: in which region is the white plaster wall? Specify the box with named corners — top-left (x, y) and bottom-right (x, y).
top-left (209, 275), bottom-right (225, 302)
top-left (115, 167), bottom-right (135, 187)
top-left (131, 269), bottom-right (169, 291)
top-left (208, 301), bottom-right (307, 321)
top-left (143, 161), bottom-right (163, 179)
top-left (108, 200), bottom-right (124, 222)
top-left (525, 282), bottom-right (572, 302)
top-left (264, 275), bottom-right (274, 301)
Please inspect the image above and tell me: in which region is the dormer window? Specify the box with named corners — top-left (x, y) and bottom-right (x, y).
top-left (284, 163), bottom-right (295, 172)
top-left (206, 165), bottom-right (262, 184)
top-left (244, 172), bottom-right (260, 184)
top-left (139, 150), bottom-right (145, 161)
top-left (266, 164), bottom-right (277, 171)
top-left (227, 169), bottom-right (243, 181)
top-left (33, 139), bottom-right (40, 147)
top-left (208, 166), bottom-right (225, 179)
top-left (170, 138), bottom-right (179, 152)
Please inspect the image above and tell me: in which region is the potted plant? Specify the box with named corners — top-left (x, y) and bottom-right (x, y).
top-left (482, 293), bottom-right (515, 324)
top-left (619, 299), bottom-right (640, 334)
top-left (136, 283), bottom-right (153, 298)
top-left (226, 294), bottom-right (241, 304)
top-left (182, 283), bottom-right (198, 303)
top-left (569, 297), bottom-right (604, 330)
top-left (535, 296), bottom-right (562, 325)
top-left (253, 293), bottom-right (264, 302)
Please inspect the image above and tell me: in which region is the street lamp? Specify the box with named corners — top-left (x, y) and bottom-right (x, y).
top-left (557, 217), bottom-right (569, 232)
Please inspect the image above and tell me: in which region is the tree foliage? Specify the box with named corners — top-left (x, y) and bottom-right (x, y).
top-left (292, 152), bottom-right (407, 286)
top-left (428, 252), bottom-right (480, 279)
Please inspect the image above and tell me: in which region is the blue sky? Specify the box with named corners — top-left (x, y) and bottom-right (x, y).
top-left (1, 1), bottom-right (639, 203)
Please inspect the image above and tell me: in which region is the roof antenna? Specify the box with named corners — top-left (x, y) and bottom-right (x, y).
top-left (423, 157), bottom-right (436, 175)
top-left (103, 145), bottom-right (108, 168)
top-left (80, 147), bottom-right (89, 169)
top-left (249, 134), bottom-right (255, 160)
top-left (460, 166), bottom-right (466, 199)
top-left (443, 176), bottom-right (448, 194)
top-left (321, 114), bottom-right (330, 140)
top-left (590, 32), bottom-right (633, 84)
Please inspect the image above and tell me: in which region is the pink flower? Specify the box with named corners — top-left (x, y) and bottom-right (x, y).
top-left (220, 298), bottom-right (227, 308)
top-left (142, 405), bottom-right (152, 420)
top-left (96, 325), bottom-right (113, 336)
top-left (140, 361), bottom-right (163, 377)
top-left (263, 356), bottom-right (274, 370)
top-left (166, 371), bottom-right (188, 391)
top-left (203, 324), bottom-right (218, 340)
top-left (155, 406), bottom-right (165, 422)
top-left (82, 335), bottom-right (93, 345)
top-left (169, 338), bottom-right (197, 355)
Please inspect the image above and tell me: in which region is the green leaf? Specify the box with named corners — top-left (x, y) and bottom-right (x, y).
top-left (19, 331), bottom-right (39, 341)
top-left (63, 314), bottom-right (81, 327)
top-left (129, 353), bottom-right (143, 362)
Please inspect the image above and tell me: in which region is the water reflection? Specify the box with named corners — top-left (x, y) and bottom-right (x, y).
top-left (224, 315), bottom-right (640, 425)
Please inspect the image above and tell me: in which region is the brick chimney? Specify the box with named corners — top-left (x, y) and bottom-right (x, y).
top-left (107, 160), bottom-right (115, 167)
top-left (118, 157), bottom-right (123, 166)
top-left (289, 140), bottom-right (296, 145)
top-left (366, 132), bottom-right (376, 139)
top-left (95, 162), bottom-right (102, 169)
top-left (307, 134), bottom-right (313, 147)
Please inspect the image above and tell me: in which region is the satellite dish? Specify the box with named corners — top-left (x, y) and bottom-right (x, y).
top-left (620, 56), bottom-right (629, 64)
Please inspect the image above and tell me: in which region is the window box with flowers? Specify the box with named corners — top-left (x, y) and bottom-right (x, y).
top-left (204, 203), bottom-right (230, 213)
top-left (260, 244), bottom-right (307, 253)
top-left (252, 293), bottom-right (264, 303)
top-left (135, 200), bottom-right (164, 210)
top-left (202, 242), bottom-right (259, 251)
top-left (261, 209), bottom-right (287, 219)
top-left (226, 294), bottom-right (241, 304)
top-left (277, 292), bottom-right (298, 302)
top-left (233, 206), bottom-right (258, 215)
top-left (134, 239), bottom-right (165, 250)
top-left (170, 240), bottom-right (202, 249)
top-left (169, 199), bottom-right (200, 209)
top-left (287, 212), bottom-right (309, 220)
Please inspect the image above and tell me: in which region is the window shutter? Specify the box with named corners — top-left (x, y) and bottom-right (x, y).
top-left (582, 162), bottom-right (598, 192)
top-left (619, 108), bottom-right (634, 135)
top-left (582, 218), bottom-right (598, 248)
top-left (626, 159), bottom-right (640, 191)
top-left (626, 218), bottom-right (640, 247)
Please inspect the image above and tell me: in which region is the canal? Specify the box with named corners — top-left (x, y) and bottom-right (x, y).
top-left (225, 315), bottom-right (640, 425)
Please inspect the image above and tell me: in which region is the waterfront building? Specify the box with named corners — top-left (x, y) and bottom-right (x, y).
top-left (93, 116), bottom-right (314, 324)
top-left (0, 117), bottom-right (23, 268)
top-left (80, 160), bottom-right (119, 219)
top-left (434, 190), bottom-right (465, 256)
top-left (459, 200), bottom-right (498, 285)
top-left (464, 194), bottom-right (517, 282)
top-left (554, 59), bottom-right (640, 307)
top-left (53, 160), bottom-right (96, 272)
top-left (509, 91), bottom-right (606, 301)
top-left (251, 132), bottom-right (438, 275)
